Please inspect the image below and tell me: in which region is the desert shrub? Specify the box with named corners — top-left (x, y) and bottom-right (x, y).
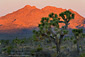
top-left (73, 40), bottom-right (77, 44)
top-left (30, 49), bottom-right (36, 55)
top-left (52, 46), bottom-right (56, 49)
top-left (61, 46), bottom-right (66, 49)
top-left (36, 47), bottom-right (43, 52)
top-left (80, 53), bottom-right (85, 57)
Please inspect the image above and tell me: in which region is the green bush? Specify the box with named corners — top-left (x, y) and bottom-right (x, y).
top-left (79, 45), bottom-right (82, 48)
top-left (30, 49), bottom-right (36, 54)
top-left (52, 46), bottom-right (56, 49)
top-left (80, 53), bottom-right (85, 57)
top-left (61, 46), bottom-right (66, 49)
top-left (36, 47), bottom-right (43, 51)
top-left (73, 40), bottom-right (77, 44)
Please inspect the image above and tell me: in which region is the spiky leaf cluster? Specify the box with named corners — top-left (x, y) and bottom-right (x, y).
top-left (82, 33), bottom-right (85, 38)
top-left (59, 10), bottom-right (75, 21)
top-left (72, 29), bottom-right (83, 36)
top-left (49, 13), bottom-right (58, 18)
top-left (59, 10), bottom-right (75, 29)
top-left (63, 30), bottom-right (68, 35)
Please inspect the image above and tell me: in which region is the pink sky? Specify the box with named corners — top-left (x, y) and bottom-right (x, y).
top-left (0, 0), bottom-right (85, 17)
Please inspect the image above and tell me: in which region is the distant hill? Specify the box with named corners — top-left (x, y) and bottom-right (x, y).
top-left (0, 5), bottom-right (85, 32)
top-left (0, 5), bottom-right (85, 39)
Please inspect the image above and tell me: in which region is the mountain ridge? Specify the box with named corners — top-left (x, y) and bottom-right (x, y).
top-left (0, 5), bottom-right (85, 33)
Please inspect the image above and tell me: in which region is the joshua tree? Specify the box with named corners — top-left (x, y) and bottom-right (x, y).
top-left (2, 45), bottom-right (13, 55)
top-left (20, 40), bottom-right (25, 52)
top-left (12, 38), bottom-right (21, 52)
top-left (72, 29), bottom-right (84, 53)
top-left (0, 40), bottom-right (9, 48)
top-left (4, 40), bottom-right (9, 45)
top-left (12, 38), bottom-right (20, 46)
top-left (33, 10), bottom-right (75, 54)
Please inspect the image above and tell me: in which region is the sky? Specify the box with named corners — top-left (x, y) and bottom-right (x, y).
top-left (0, 0), bottom-right (85, 17)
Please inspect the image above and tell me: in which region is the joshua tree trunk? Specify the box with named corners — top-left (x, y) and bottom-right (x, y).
top-left (55, 43), bottom-right (60, 54)
top-left (22, 44), bottom-right (23, 52)
top-left (57, 44), bottom-right (60, 53)
top-left (65, 23), bottom-right (68, 29)
top-left (55, 34), bottom-right (64, 54)
top-left (77, 39), bottom-right (80, 53)
top-left (75, 36), bottom-right (80, 53)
